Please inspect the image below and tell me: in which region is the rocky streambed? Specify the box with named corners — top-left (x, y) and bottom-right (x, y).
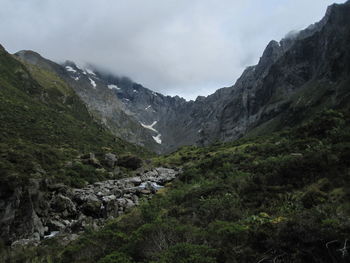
top-left (0, 167), bottom-right (180, 247)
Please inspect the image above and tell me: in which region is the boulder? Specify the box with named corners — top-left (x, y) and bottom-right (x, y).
top-left (81, 200), bottom-right (102, 218)
top-left (117, 155), bottom-right (142, 170)
top-left (104, 153), bottom-right (118, 168)
top-left (81, 153), bottom-right (102, 168)
top-left (50, 194), bottom-right (77, 216)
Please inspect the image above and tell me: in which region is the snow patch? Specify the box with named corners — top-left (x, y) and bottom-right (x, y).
top-left (152, 92), bottom-right (158, 96)
top-left (145, 105), bottom-right (152, 110)
top-left (65, 66), bottom-right (77, 73)
top-left (73, 76), bottom-right (80, 81)
top-left (89, 78), bottom-right (97, 88)
top-left (140, 121), bottom-right (158, 133)
top-left (85, 69), bottom-right (96, 76)
top-left (140, 121), bottom-right (162, 144)
top-left (108, 84), bottom-right (120, 90)
top-left (44, 231), bottom-right (59, 239)
top-left (123, 98), bottom-right (130, 102)
top-left (133, 89), bottom-right (138, 93)
top-left (152, 134), bottom-right (162, 144)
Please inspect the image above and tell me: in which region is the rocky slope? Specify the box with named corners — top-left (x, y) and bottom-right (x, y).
top-left (0, 44), bottom-right (156, 247)
top-left (2, 167), bottom-right (179, 246)
top-left (14, 51), bottom-right (160, 152)
top-left (82, 1), bottom-right (350, 153)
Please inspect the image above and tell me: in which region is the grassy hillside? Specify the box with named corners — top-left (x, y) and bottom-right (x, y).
top-left (0, 46), bottom-right (151, 189)
top-left (8, 108), bottom-right (350, 262)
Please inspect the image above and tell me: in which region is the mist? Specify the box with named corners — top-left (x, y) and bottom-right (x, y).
top-left (0, 0), bottom-right (345, 99)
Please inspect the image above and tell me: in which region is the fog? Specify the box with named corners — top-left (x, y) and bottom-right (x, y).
top-left (0, 0), bottom-right (345, 99)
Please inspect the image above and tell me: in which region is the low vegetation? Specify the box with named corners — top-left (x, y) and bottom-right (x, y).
top-left (0, 49), bottom-right (151, 190)
top-left (4, 109), bottom-right (349, 262)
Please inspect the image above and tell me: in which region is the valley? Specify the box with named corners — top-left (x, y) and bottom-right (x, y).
top-left (0, 1), bottom-right (350, 262)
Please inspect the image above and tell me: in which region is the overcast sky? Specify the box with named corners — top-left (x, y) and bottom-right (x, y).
top-left (0, 0), bottom-right (346, 100)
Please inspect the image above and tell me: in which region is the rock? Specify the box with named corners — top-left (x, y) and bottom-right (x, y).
top-left (124, 199), bottom-right (135, 211)
top-left (11, 238), bottom-right (39, 248)
top-left (104, 200), bottom-right (119, 218)
top-left (117, 155), bottom-right (142, 170)
top-left (126, 177), bottom-right (142, 185)
top-left (102, 195), bottom-right (116, 203)
top-left (47, 219), bottom-right (66, 231)
top-left (1, 167), bottom-right (180, 245)
top-left (112, 189), bottom-right (123, 198)
top-left (81, 200), bottom-right (102, 218)
top-left (50, 194), bottom-right (77, 216)
top-left (47, 183), bottom-right (69, 194)
top-left (104, 153), bottom-right (118, 168)
top-left (73, 192), bottom-right (99, 204)
top-left (81, 153), bottom-right (102, 168)
top-left (116, 198), bottom-right (127, 207)
top-left (140, 189), bottom-right (152, 195)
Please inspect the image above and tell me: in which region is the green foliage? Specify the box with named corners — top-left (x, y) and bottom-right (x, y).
top-left (0, 48), bottom-right (151, 188)
top-left (98, 252), bottom-right (134, 263)
top-left (12, 109), bottom-right (346, 263)
top-left (155, 243), bottom-right (217, 263)
top-left (3, 70), bottom-right (350, 263)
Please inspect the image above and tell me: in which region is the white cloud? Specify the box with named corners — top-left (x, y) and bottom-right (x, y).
top-left (0, 0), bottom-right (346, 99)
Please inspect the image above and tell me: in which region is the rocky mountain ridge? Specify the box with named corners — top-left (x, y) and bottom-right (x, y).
top-left (61, 1), bottom-right (350, 153)
top-left (14, 51), bottom-right (160, 152)
top-left (13, 1), bottom-right (350, 155)
top-left (114, 1), bottom-right (350, 152)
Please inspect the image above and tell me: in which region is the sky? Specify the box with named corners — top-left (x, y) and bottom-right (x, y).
top-left (0, 0), bottom-right (346, 100)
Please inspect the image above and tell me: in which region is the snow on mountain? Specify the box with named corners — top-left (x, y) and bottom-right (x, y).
top-left (140, 121), bottom-right (158, 133)
top-left (89, 77), bottom-right (96, 88)
top-left (108, 84), bottom-right (120, 90)
top-left (152, 134), bottom-right (162, 144)
top-left (85, 69), bottom-right (96, 76)
top-left (65, 66), bottom-right (77, 73)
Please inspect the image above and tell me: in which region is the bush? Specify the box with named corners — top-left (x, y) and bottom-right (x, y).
top-left (98, 252), bottom-right (134, 263)
top-left (156, 243), bottom-right (217, 263)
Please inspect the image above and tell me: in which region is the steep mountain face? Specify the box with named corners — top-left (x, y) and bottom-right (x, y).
top-left (0, 45), bottom-right (153, 244)
top-left (193, 1), bottom-right (350, 144)
top-left (14, 52), bottom-right (160, 152)
top-left (11, 1), bottom-right (350, 155)
top-left (87, 1), bottom-right (350, 153)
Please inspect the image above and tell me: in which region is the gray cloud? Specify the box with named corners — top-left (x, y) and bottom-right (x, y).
top-left (0, 0), bottom-right (345, 99)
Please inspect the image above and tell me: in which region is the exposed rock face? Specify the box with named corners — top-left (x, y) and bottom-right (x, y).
top-left (14, 51), bottom-right (159, 152)
top-left (13, 1), bottom-right (350, 154)
top-left (98, 1), bottom-right (350, 152)
top-left (53, 2), bottom-right (347, 154)
top-left (0, 168), bottom-right (180, 246)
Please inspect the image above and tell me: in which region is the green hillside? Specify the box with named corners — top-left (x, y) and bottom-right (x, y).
top-left (0, 45), bottom-right (150, 189)
top-left (8, 108), bottom-right (350, 262)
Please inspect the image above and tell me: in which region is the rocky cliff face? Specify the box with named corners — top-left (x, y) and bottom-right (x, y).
top-left (0, 167), bottom-right (179, 246)
top-left (77, 1), bottom-right (350, 153)
top-left (13, 1), bottom-right (350, 154)
top-left (14, 51), bottom-right (160, 152)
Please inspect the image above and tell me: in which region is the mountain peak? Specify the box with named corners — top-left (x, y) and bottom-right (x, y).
top-left (15, 49), bottom-right (43, 60)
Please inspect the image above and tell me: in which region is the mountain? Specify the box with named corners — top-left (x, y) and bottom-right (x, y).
top-left (77, 1), bottom-right (350, 153)
top-left (0, 44), bottom-right (151, 245)
top-left (1, 1), bottom-right (350, 262)
top-left (13, 1), bottom-right (350, 155)
top-left (14, 51), bottom-right (161, 152)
